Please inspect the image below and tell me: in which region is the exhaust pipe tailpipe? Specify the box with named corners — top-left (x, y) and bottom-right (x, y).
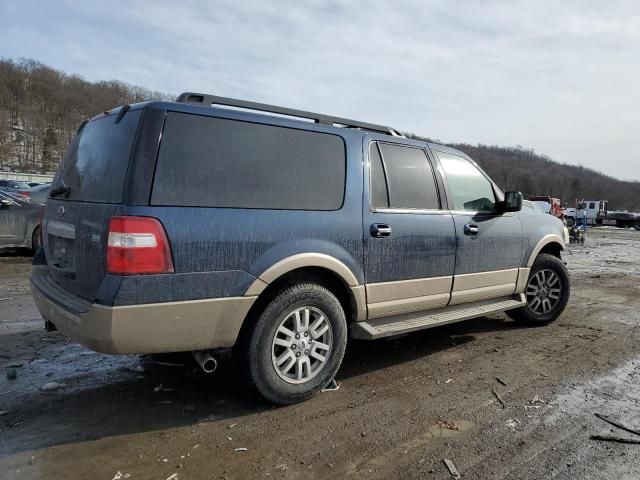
top-left (192, 350), bottom-right (218, 373)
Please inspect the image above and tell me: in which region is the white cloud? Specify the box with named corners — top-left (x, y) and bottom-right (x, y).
top-left (1, 0), bottom-right (639, 179)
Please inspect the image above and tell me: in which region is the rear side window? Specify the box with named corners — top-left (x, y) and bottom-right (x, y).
top-left (436, 151), bottom-right (496, 212)
top-left (151, 112), bottom-right (346, 210)
top-left (370, 142), bottom-right (440, 210)
top-left (53, 110), bottom-right (142, 203)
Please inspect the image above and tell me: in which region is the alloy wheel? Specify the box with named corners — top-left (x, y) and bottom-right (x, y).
top-left (271, 306), bottom-right (333, 384)
top-left (525, 269), bottom-right (562, 315)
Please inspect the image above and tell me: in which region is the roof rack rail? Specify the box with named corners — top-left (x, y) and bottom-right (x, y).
top-left (175, 92), bottom-right (404, 137)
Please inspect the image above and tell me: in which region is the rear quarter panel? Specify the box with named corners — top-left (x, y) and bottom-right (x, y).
top-left (120, 130), bottom-right (365, 293)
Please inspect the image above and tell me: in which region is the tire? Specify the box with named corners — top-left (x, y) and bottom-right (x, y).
top-left (507, 253), bottom-right (570, 326)
top-left (31, 226), bottom-right (41, 253)
top-left (237, 283), bottom-right (347, 405)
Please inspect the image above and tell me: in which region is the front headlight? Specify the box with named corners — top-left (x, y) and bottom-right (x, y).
top-left (563, 226), bottom-right (570, 245)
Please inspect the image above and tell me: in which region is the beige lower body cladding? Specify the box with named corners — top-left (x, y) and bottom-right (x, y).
top-left (364, 268), bottom-right (531, 317)
top-left (31, 284), bottom-right (255, 354)
top-left (366, 276), bottom-right (452, 319)
top-left (449, 269), bottom-right (519, 305)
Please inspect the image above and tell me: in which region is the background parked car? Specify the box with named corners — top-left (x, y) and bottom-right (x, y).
top-left (523, 199), bottom-right (546, 214)
top-left (0, 189), bottom-right (42, 252)
top-left (28, 183), bottom-right (52, 204)
top-left (0, 179), bottom-right (33, 199)
top-left (0, 187), bottom-right (31, 203)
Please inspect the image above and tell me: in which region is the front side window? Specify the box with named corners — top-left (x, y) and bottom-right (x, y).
top-left (370, 142), bottom-right (440, 210)
top-left (369, 143), bottom-right (389, 209)
top-left (436, 151), bottom-right (496, 212)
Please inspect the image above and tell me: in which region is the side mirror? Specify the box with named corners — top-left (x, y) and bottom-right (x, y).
top-left (499, 191), bottom-right (522, 213)
top-left (1, 199), bottom-right (12, 209)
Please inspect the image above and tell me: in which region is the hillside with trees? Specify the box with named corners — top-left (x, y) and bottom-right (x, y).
top-left (0, 58), bottom-right (170, 175)
top-left (1, 58), bottom-right (638, 210)
top-left (408, 135), bottom-right (640, 211)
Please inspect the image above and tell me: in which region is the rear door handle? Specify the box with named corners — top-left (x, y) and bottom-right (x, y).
top-left (370, 223), bottom-right (392, 238)
top-left (464, 224), bottom-right (479, 236)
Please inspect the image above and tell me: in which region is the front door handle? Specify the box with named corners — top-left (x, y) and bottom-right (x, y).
top-left (464, 224), bottom-right (479, 236)
top-left (370, 223), bottom-right (392, 238)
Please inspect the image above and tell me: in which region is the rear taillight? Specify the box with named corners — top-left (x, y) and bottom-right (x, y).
top-left (19, 190), bottom-right (30, 197)
top-left (106, 216), bottom-right (174, 275)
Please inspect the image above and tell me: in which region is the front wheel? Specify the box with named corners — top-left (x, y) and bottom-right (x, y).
top-left (507, 253), bottom-right (570, 325)
top-left (238, 283), bottom-right (347, 405)
top-left (31, 226), bottom-right (42, 253)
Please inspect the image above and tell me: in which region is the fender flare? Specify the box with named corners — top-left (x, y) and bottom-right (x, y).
top-left (527, 234), bottom-right (565, 267)
top-left (245, 253), bottom-right (360, 296)
top-left (244, 253), bottom-right (366, 321)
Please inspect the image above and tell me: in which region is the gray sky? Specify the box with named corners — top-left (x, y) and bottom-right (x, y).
top-left (2, 0), bottom-right (639, 180)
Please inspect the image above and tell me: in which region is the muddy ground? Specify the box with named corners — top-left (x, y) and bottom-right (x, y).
top-left (1, 227), bottom-right (639, 480)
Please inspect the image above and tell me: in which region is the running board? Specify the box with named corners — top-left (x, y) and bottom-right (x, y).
top-left (351, 294), bottom-right (525, 340)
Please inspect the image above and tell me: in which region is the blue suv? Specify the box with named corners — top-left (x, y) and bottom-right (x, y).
top-left (31, 93), bottom-right (570, 404)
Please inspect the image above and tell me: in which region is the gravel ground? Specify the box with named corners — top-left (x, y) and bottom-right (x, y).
top-left (1, 227), bottom-right (639, 480)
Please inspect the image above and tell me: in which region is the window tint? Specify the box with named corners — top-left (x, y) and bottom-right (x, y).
top-left (152, 113), bottom-right (346, 210)
top-left (376, 143), bottom-right (439, 210)
top-left (436, 151), bottom-right (496, 212)
top-left (369, 142), bottom-right (389, 209)
top-left (52, 110), bottom-right (142, 203)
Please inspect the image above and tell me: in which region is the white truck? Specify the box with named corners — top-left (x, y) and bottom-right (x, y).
top-left (565, 200), bottom-right (608, 226)
top-left (566, 200), bottom-right (640, 230)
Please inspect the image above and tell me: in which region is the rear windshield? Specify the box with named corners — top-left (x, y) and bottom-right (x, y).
top-left (151, 112), bottom-right (346, 210)
top-left (52, 110), bottom-right (142, 203)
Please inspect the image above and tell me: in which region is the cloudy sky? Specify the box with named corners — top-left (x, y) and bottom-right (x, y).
top-left (1, 0), bottom-right (639, 180)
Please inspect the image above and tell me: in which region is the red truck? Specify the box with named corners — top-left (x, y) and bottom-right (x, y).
top-left (528, 195), bottom-right (564, 220)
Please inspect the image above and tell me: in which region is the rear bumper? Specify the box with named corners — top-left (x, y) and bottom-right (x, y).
top-left (31, 271), bottom-right (256, 354)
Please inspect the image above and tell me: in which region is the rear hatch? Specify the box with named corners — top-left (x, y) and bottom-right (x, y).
top-left (43, 109), bottom-right (143, 301)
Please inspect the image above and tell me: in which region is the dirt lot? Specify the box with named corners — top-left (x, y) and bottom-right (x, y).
top-left (1, 227), bottom-right (639, 480)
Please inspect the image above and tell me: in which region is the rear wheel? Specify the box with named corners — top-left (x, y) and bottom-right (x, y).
top-left (238, 283), bottom-right (347, 405)
top-left (507, 253), bottom-right (570, 325)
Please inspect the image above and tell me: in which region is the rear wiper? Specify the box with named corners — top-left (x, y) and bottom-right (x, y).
top-left (50, 185), bottom-right (71, 198)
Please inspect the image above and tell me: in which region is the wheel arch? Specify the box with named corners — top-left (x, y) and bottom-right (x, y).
top-left (527, 234), bottom-right (564, 267)
top-left (244, 254), bottom-right (366, 324)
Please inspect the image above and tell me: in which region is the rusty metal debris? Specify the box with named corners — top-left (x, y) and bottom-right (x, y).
top-left (436, 419), bottom-right (459, 430)
top-left (322, 379), bottom-right (340, 392)
top-left (594, 412), bottom-right (640, 437)
top-left (590, 435), bottom-right (640, 444)
top-left (492, 388), bottom-right (506, 408)
top-left (443, 458), bottom-right (461, 478)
